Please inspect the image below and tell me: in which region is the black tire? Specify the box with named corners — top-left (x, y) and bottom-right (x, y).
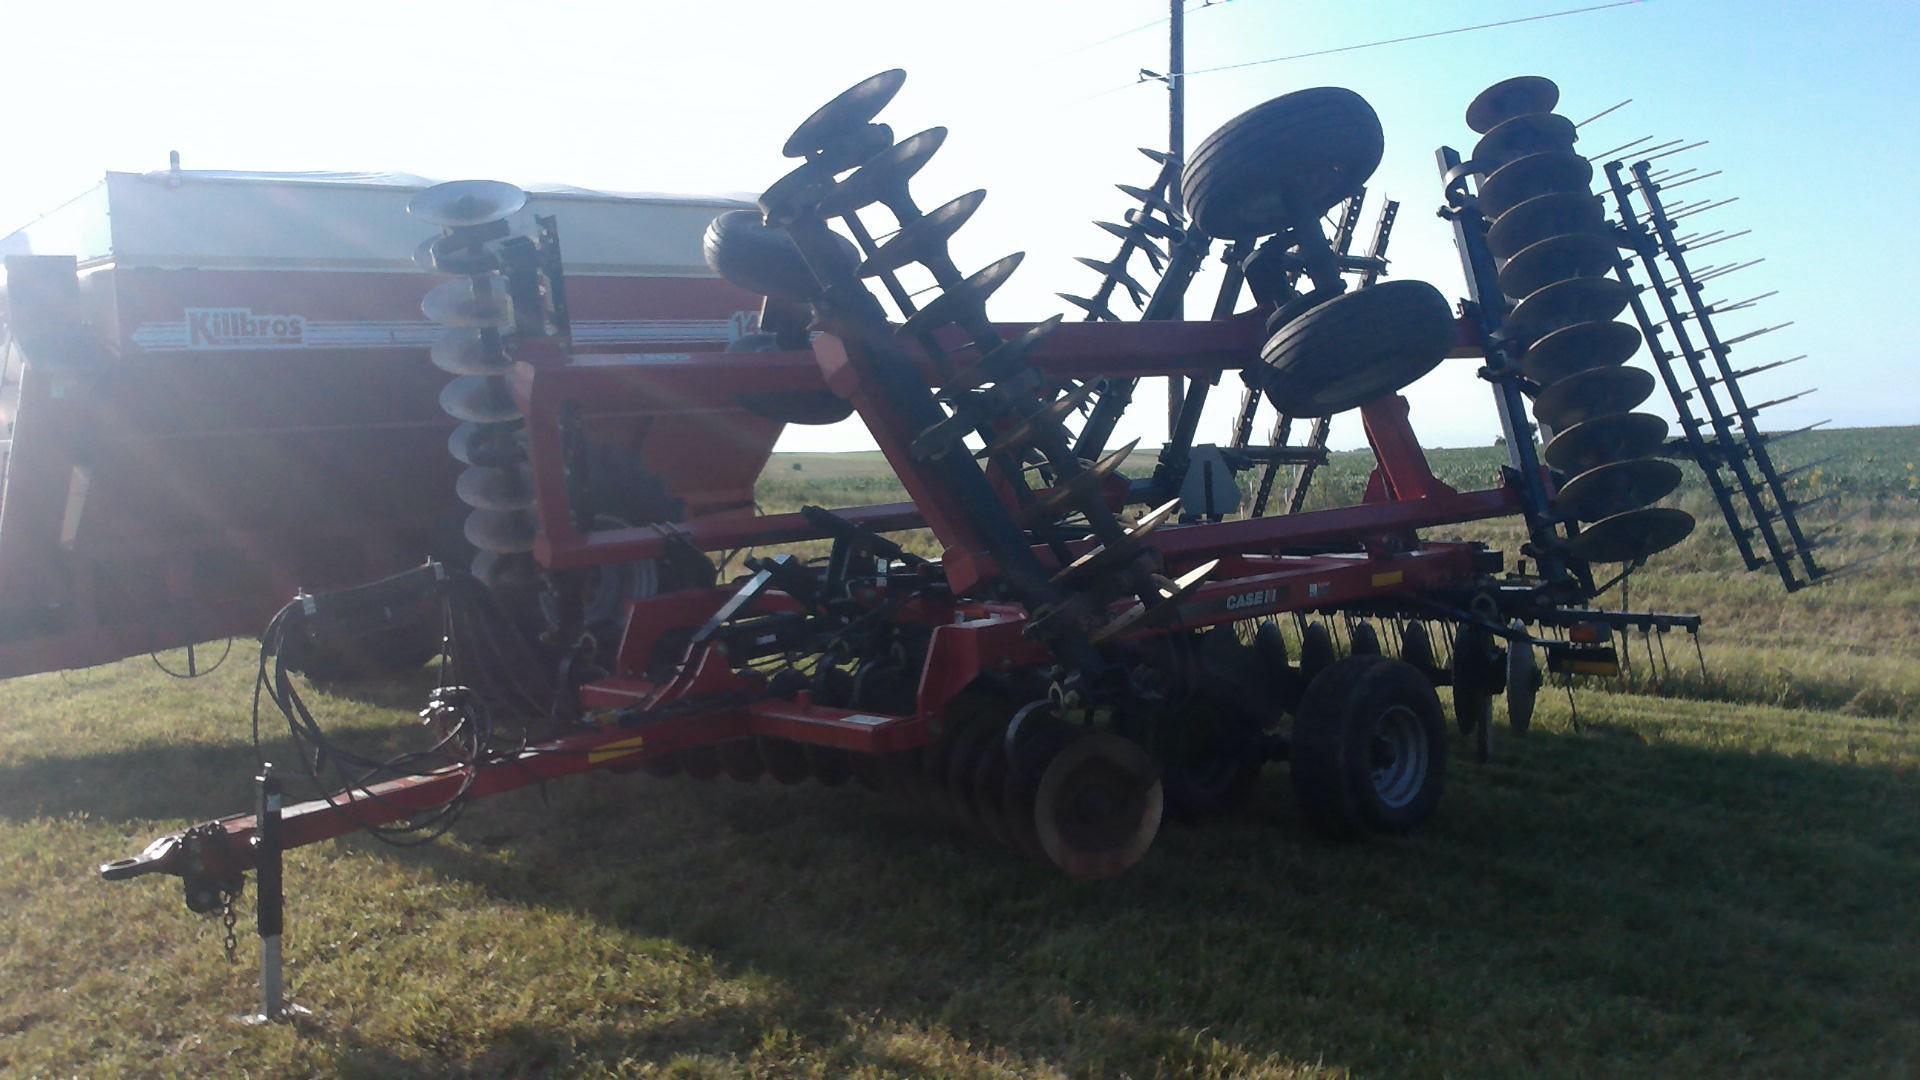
top-left (702, 209), bottom-right (858, 302)
top-left (1182, 87), bottom-right (1384, 240)
top-left (1290, 655), bottom-right (1448, 839)
top-left (1259, 280), bottom-right (1457, 417)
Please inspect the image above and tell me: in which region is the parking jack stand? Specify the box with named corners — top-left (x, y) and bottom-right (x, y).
top-left (243, 764), bottom-right (311, 1025)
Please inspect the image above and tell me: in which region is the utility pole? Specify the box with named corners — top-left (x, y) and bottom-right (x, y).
top-left (1166, 0), bottom-right (1186, 432)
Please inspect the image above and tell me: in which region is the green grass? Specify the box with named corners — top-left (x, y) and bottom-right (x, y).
top-left (2, 428), bottom-right (1918, 1077)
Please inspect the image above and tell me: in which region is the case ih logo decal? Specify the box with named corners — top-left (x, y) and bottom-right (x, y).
top-left (1224, 587), bottom-right (1281, 612)
top-left (186, 308), bottom-right (306, 349)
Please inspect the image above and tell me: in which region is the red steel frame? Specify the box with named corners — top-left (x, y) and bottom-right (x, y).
top-left (105, 307), bottom-right (1523, 885)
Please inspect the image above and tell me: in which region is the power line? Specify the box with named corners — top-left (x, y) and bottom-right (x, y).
top-left (1177, 0), bottom-right (1646, 79)
top-left (1081, 0), bottom-right (1644, 98)
top-left (1060, 0), bottom-right (1236, 58)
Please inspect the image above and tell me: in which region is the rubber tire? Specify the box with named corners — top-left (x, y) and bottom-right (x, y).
top-left (1290, 655), bottom-right (1448, 840)
top-left (1259, 280), bottom-right (1457, 418)
top-left (1182, 87), bottom-right (1384, 240)
top-left (702, 209), bottom-right (858, 302)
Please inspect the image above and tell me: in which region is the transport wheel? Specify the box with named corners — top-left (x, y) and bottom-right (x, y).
top-left (1259, 280), bottom-right (1457, 417)
top-left (1033, 731), bottom-right (1164, 879)
top-left (1181, 87), bottom-right (1384, 239)
top-left (1298, 622), bottom-right (1335, 687)
top-left (702, 209), bottom-right (859, 303)
top-left (1290, 655), bottom-right (1448, 839)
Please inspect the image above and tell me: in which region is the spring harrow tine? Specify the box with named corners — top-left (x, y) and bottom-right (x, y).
top-left (1095, 220), bottom-right (1167, 271)
top-left (978, 382), bottom-right (1100, 460)
top-left (1116, 183), bottom-right (1180, 220)
top-left (1074, 256), bottom-right (1151, 308)
top-left (1052, 499), bottom-right (1181, 588)
top-left (1020, 438), bottom-right (1137, 528)
top-left (1089, 560), bottom-right (1220, 645)
top-left (1057, 292), bottom-right (1121, 322)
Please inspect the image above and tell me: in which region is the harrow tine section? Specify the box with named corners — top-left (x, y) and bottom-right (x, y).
top-left (1057, 292), bottom-right (1121, 323)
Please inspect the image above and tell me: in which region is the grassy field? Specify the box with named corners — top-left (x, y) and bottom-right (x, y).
top-left (2, 428), bottom-right (1917, 1077)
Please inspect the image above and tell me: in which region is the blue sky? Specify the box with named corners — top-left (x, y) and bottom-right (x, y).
top-left (4, 0), bottom-right (1913, 451)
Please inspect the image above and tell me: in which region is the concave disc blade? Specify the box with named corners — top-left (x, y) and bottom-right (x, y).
top-left (471, 550), bottom-right (541, 592)
top-left (430, 326), bottom-right (512, 376)
top-left (1486, 190), bottom-right (1604, 258)
top-left (1504, 276), bottom-right (1633, 342)
top-left (1543, 411), bottom-right (1670, 473)
top-left (1521, 319), bottom-right (1643, 385)
top-left (1498, 230), bottom-right (1618, 302)
top-left (448, 421), bottom-right (527, 468)
top-left (422, 277), bottom-right (513, 327)
top-left (1569, 506), bottom-right (1696, 563)
top-left (464, 508), bottom-right (538, 554)
top-left (408, 180), bottom-right (527, 228)
top-left (1473, 111), bottom-right (1577, 172)
top-left (1532, 365), bottom-right (1656, 429)
top-left (1033, 731), bottom-right (1163, 880)
top-left (897, 252), bottom-right (1023, 340)
top-left (1479, 150), bottom-right (1593, 218)
top-left (456, 465), bottom-right (536, 511)
top-left (1553, 457), bottom-right (1682, 522)
top-left (816, 127), bottom-right (947, 218)
top-left (862, 188), bottom-right (984, 277)
top-left (1466, 75), bottom-right (1560, 134)
top-left (783, 69), bottom-right (907, 158)
top-left (440, 375), bottom-right (521, 424)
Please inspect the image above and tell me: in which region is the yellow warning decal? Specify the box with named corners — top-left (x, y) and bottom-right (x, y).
top-left (1370, 570), bottom-right (1405, 588)
top-left (588, 734), bottom-right (648, 764)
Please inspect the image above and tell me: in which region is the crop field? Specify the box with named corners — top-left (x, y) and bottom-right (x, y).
top-left (2, 427), bottom-right (1916, 1078)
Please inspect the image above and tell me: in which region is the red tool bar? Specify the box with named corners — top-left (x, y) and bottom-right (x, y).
top-left (1168, 545), bottom-right (1479, 628)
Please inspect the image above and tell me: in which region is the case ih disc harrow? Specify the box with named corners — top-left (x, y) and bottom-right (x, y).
top-left (99, 71), bottom-right (1840, 1000)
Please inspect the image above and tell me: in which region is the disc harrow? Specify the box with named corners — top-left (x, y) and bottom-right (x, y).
top-left (100, 66), bottom-right (1821, 984)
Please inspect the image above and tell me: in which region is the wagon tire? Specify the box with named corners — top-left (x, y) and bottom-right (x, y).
top-left (1259, 280), bottom-right (1457, 418)
top-left (1290, 655), bottom-right (1447, 839)
top-left (1181, 87), bottom-right (1384, 240)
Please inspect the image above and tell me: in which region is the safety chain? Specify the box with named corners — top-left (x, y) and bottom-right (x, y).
top-left (218, 887), bottom-right (241, 964)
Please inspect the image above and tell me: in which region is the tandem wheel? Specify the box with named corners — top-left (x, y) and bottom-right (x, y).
top-left (1289, 655), bottom-right (1448, 839)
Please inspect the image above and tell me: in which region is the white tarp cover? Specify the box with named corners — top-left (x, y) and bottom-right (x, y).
top-left (2, 170), bottom-right (757, 276)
